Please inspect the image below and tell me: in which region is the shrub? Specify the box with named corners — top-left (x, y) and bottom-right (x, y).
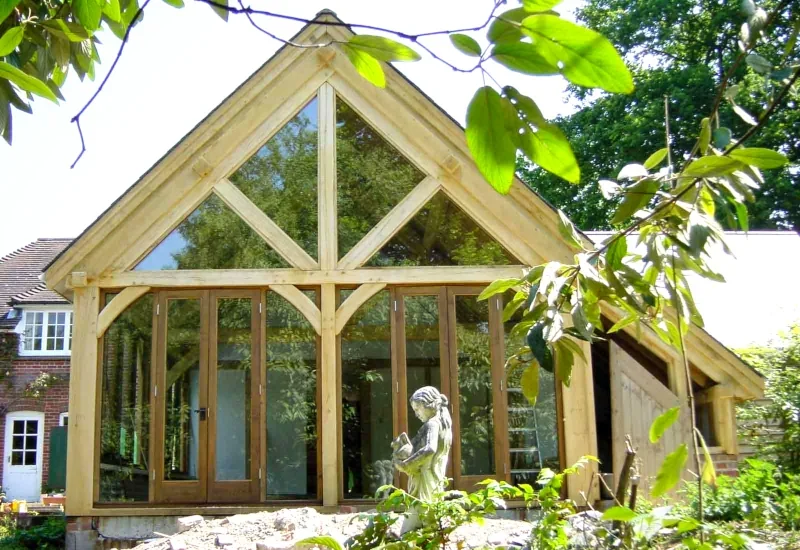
top-left (0, 516), bottom-right (66, 549)
top-left (683, 459), bottom-right (800, 531)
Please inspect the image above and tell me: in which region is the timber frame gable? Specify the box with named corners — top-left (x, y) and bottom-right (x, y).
top-left (44, 11), bottom-right (762, 517)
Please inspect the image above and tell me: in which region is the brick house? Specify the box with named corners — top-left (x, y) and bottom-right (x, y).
top-left (0, 238), bottom-right (72, 501)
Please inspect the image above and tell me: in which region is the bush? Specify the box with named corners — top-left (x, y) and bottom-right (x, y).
top-left (0, 516), bottom-right (66, 549)
top-left (684, 459), bottom-right (800, 531)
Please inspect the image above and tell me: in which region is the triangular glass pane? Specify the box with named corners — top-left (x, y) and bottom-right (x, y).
top-left (229, 98), bottom-right (319, 259)
top-left (337, 97), bottom-right (426, 259)
top-left (366, 192), bottom-right (521, 266)
top-left (134, 194), bottom-right (290, 270)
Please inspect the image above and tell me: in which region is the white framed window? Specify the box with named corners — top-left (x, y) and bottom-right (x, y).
top-left (17, 309), bottom-right (73, 356)
top-left (59, 412), bottom-right (68, 427)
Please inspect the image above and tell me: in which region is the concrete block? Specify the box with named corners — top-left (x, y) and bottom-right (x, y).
top-left (65, 529), bottom-right (98, 550)
top-left (177, 515), bottom-right (205, 533)
top-left (216, 533), bottom-right (235, 546)
top-left (170, 537), bottom-right (188, 550)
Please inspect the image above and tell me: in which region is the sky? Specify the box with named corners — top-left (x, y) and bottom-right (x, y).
top-left (0, 0), bottom-right (582, 258)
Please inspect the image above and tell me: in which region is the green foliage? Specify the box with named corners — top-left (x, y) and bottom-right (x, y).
top-left (651, 443), bottom-right (688, 498)
top-left (521, 0), bottom-right (799, 230)
top-left (682, 460), bottom-right (800, 531)
top-left (738, 326), bottom-right (800, 472)
top-left (0, 516), bottom-right (66, 549)
top-left (649, 406), bottom-right (680, 444)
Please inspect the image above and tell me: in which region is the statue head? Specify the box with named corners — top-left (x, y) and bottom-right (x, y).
top-left (409, 386), bottom-right (449, 423)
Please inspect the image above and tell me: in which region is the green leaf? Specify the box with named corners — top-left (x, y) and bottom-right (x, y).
top-left (554, 340), bottom-right (573, 386)
top-left (0, 26), bottom-right (24, 57)
top-left (683, 156), bottom-right (743, 177)
top-left (713, 127), bottom-right (732, 149)
top-left (649, 406), bottom-right (680, 443)
top-left (696, 429), bottom-right (717, 487)
top-left (520, 362), bottom-right (539, 405)
top-left (606, 236), bottom-right (627, 269)
top-left (734, 201), bottom-right (749, 231)
top-left (103, 0), bottom-right (121, 22)
top-left (610, 178), bottom-right (658, 224)
top-left (557, 210), bottom-right (582, 249)
top-left (732, 104), bottom-right (757, 126)
top-left (0, 0), bottom-right (22, 25)
top-left (73, 0), bottom-right (103, 31)
top-left (208, 0), bottom-right (228, 21)
top-left (478, 278), bottom-right (521, 300)
top-left (520, 15), bottom-right (633, 94)
top-left (341, 44), bottom-right (385, 88)
top-left (651, 443), bottom-right (688, 497)
top-left (527, 322), bottom-right (554, 373)
top-left (40, 19), bottom-right (92, 42)
top-left (449, 33), bottom-right (481, 57)
top-left (728, 148), bottom-right (789, 169)
top-left (519, 122), bottom-right (580, 183)
top-left (162, 0), bottom-right (184, 7)
top-left (607, 314), bottom-right (637, 334)
top-left (487, 7), bottom-right (528, 44)
top-left (466, 86), bottom-right (518, 194)
top-left (0, 61), bottom-right (57, 101)
top-left (296, 536), bottom-right (344, 550)
top-left (348, 35), bottom-right (421, 62)
top-left (492, 42), bottom-right (558, 75)
top-left (643, 148), bottom-right (669, 170)
top-left (698, 117), bottom-right (711, 155)
top-left (522, 0), bottom-right (562, 11)
top-left (745, 52), bottom-right (771, 74)
top-left (601, 506), bottom-right (637, 522)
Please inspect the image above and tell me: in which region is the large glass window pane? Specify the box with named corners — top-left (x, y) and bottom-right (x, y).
top-left (337, 98), bottom-right (426, 259)
top-left (503, 291), bottom-right (559, 485)
top-left (367, 193), bottom-right (520, 266)
top-left (454, 295), bottom-right (494, 476)
top-left (266, 291), bottom-right (318, 499)
top-left (215, 298), bottom-right (252, 481)
top-left (230, 98), bottom-right (319, 258)
top-left (135, 195), bottom-right (289, 270)
top-left (164, 298), bottom-right (202, 481)
top-left (341, 290), bottom-right (393, 499)
top-left (98, 293), bottom-right (152, 502)
top-left (404, 295), bottom-right (441, 437)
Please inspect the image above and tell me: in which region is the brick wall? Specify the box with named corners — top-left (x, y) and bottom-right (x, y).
top-left (702, 448), bottom-right (740, 478)
top-left (0, 356), bottom-right (71, 495)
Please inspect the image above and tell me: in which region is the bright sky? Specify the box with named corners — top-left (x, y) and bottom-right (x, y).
top-left (0, 0), bottom-right (582, 258)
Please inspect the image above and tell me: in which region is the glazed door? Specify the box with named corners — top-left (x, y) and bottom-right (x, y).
top-left (153, 290), bottom-right (260, 504)
top-left (446, 288), bottom-right (506, 491)
top-left (394, 287), bottom-right (505, 492)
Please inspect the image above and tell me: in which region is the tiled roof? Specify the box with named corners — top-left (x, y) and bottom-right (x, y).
top-left (0, 239), bottom-right (73, 329)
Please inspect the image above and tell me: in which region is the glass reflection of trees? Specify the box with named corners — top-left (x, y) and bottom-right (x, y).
top-left (99, 293), bottom-right (153, 502)
top-left (230, 99), bottom-right (319, 259)
top-left (454, 296), bottom-right (494, 476)
top-left (340, 290), bottom-right (393, 499)
top-left (135, 194), bottom-right (289, 270)
top-left (367, 193), bottom-right (520, 267)
top-left (266, 291), bottom-right (318, 499)
top-left (403, 295), bottom-right (441, 438)
top-left (337, 98), bottom-right (426, 259)
top-left (503, 291), bottom-right (560, 485)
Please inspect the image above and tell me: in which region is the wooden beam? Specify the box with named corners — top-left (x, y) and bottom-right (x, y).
top-left (320, 284), bottom-right (337, 506)
top-left (337, 177), bottom-right (440, 269)
top-left (561, 338), bottom-right (599, 504)
top-left (66, 285), bottom-right (100, 516)
top-left (318, 83), bottom-right (337, 270)
top-left (67, 272), bottom-right (88, 289)
top-left (334, 283), bottom-right (386, 334)
top-left (269, 285), bottom-right (322, 335)
top-left (705, 384), bottom-right (739, 455)
top-left (99, 266), bottom-right (526, 288)
top-left (213, 180), bottom-right (318, 270)
top-left (96, 286), bottom-right (151, 339)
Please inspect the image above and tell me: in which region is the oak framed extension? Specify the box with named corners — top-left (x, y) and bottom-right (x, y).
top-left (44, 12), bottom-right (764, 518)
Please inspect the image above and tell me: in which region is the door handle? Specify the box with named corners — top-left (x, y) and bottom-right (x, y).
top-left (194, 407), bottom-right (207, 421)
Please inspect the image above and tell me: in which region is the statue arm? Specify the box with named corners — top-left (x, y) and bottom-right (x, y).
top-left (401, 421), bottom-right (440, 469)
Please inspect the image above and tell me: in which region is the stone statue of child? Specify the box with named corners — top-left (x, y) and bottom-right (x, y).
top-left (392, 386), bottom-right (452, 502)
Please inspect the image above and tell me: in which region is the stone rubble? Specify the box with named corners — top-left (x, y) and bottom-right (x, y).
top-left (128, 507), bottom-right (532, 550)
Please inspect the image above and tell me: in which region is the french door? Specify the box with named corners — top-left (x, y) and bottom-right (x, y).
top-left (394, 287), bottom-right (507, 491)
top-left (152, 290), bottom-right (261, 504)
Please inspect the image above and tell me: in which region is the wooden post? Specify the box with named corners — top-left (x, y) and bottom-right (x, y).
top-left (709, 384), bottom-right (738, 455)
top-left (561, 339), bottom-right (600, 503)
top-left (320, 283), bottom-right (338, 506)
top-left (318, 83), bottom-right (337, 271)
top-left (66, 284), bottom-right (100, 516)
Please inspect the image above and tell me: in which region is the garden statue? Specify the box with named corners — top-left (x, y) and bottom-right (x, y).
top-left (392, 386), bottom-right (453, 502)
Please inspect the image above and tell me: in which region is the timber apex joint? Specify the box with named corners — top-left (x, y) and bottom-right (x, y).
top-left (67, 272), bottom-right (88, 288)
